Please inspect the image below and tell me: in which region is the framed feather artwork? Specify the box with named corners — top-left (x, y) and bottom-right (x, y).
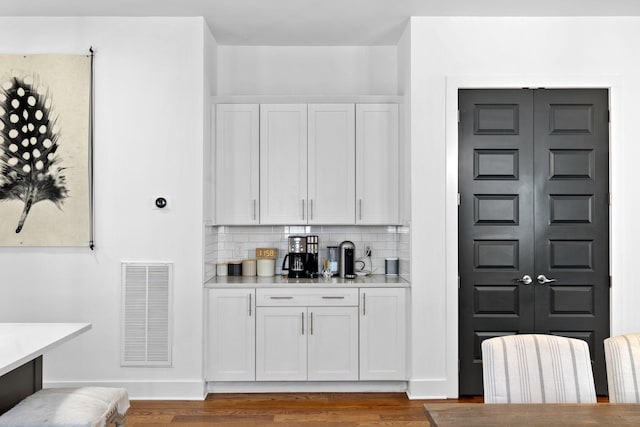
top-left (0, 54), bottom-right (93, 247)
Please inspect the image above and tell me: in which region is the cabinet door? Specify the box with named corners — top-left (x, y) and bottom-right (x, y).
top-left (256, 307), bottom-right (307, 381)
top-left (359, 288), bottom-right (406, 380)
top-left (215, 104), bottom-right (260, 224)
top-left (307, 306), bottom-right (359, 381)
top-left (356, 104), bottom-right (399, 224)
top-left (260, 104), bottom-right (308, 224)
top-left (206, 289), bottom-right (255, 381)
top-left (307, 104), bottom-right (355, 224)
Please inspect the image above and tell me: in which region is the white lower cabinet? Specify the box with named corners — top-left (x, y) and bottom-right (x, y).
top-left (255, 288), bottom-right (359, 381)
top-left (207, 286), bottom-right (406, 384)
top-left (206, 289), bottom-right (255, 381)
top-left (307, 306), bottom-right (359, 380)
top-left (359, 288), bottom-right (407, 380)
top-left (256, 306), bottom-right (308, 381)
top-left (256, 306), bottom-right (359, 381)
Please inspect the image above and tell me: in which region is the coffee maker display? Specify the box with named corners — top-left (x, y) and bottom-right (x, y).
top-left (282, 236), bottom-right (307, 278)
top-left (339, 240), bottom-right (356, 279)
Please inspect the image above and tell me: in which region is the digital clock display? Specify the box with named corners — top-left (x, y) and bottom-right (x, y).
top-left (256, 248), bottom-right (278, 259)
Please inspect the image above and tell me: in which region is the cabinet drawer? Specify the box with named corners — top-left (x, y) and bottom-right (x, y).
top-left (256, 288), bottom-right (358, 307)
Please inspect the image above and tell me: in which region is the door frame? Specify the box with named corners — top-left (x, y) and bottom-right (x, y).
top-left (445, 75), bottom-right (623, 397)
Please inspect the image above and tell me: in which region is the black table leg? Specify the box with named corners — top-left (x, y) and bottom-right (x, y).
top-left (0, 356), bottom-right (42, 414)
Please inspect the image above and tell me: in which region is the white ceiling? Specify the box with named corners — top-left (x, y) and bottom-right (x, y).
top-left (2, 0), bottom-right (640, 45)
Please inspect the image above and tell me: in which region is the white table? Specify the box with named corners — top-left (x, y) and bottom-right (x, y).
top-left (424, 403), bottom-right (640, 426)
top-left (0, 323), bottom-right (91, 414)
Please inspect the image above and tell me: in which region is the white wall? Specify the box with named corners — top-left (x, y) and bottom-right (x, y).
top-left (217, 46), bottom-right (398, 95)
top-left (408, 16), bottom-right (640, 398)
top-left (203, 23), bottom-right (218, 229)
top-left (0, 17), bottom-right (208, 399)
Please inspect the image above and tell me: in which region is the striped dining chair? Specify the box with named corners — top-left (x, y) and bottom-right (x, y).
top-left (482, 334), bottom-right (596, 403)
top-left (604, 333), bottom-right (640, 403)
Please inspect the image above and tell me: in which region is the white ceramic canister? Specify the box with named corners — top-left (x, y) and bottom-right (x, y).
top-left (242, 259), bottom-right (257, 276)
top-left (257, 259), bottom-right (275, 277)
top-left (216, 263), bottom-right (228, 277)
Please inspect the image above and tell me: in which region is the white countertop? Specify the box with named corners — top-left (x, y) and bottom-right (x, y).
top-left (0, 322), bottom-right (92, 377)
top-left (205, 274), bottom-right (409, 288)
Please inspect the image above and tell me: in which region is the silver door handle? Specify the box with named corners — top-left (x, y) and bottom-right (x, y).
top-left (537, 274), bottom-right (557, 284)
top-left (302, 199), bottom-right (305, 220)
top-left (248, 293), bottom-right (252, 317)
top-left (362, 293), bottom-right (366, 316)
top-left (310, 199), bottom-right (314, 220)
top-left (252, 199), bottom-right (257, 220)
top-left (310, 312), bottom-right (314, 335)
top-left (515, 275), bottom-right (533, 285)
top-left (301, 312), bottom-right (305, 335)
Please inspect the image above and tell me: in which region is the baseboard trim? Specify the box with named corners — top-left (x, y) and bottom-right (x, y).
top-left (406, 379), bottom-right (449, 400)
top-left (207, 381), bottom-right (408, 394)
top-left (44, 380), bottom-right (206, 400)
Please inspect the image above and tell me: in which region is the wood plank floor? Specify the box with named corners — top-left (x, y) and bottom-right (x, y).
top-left (127, 393), bottom-right (609, 426)
top-left (126, 393), bottom-right (482, 426)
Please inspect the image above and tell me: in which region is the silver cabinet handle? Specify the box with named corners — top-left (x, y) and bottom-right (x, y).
top-left (537, 274), bottom-right (557, 284)
top-left (322, 296), bottom-right (345, 299)
top-left (270, 296), bottom-right (293, 299)
top-left (310, 199), bottom-right (314, 220)
top-left (358, 199), bottom-right (363, 220)
top-left (301, 311), bottom-right (305, 335)
top-left (310, 312), bottom-right (314, 335)
top-left (252, 199), bottom-right (257, 220)
top-left (515, 275), bottom-right (533, 285)
top-left (362, 293), bottom-right (366, 316)
top-left (248, 293), bottom-right (252, 317)
top-left (302, 199), bottom-right (305, 220)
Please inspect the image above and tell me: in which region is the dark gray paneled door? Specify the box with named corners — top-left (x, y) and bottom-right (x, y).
top-left (458, 89), bottom-right (610, 395)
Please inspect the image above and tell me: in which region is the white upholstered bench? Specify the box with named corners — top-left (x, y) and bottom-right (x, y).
top-left (0, 387), bottom-right (129, 427)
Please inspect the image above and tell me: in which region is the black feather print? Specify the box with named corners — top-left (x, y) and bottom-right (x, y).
top-left (0, 74), bottom-right (68, 233)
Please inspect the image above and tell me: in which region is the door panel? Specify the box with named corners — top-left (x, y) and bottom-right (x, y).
top-left (307, 104), bottom-right (355, 224)
top-left (256, 307), bottom-right (307, 381)
top-left (458, 90), bottom-right (535, 394)
top-left (215, 104), bottom-right (260, 224)
top-left (260, 104), bottom-right (308, 224)
top-left (307, 306), bottom-right (359, 381)
top-left (458, 89), bottom-right (609, 396)
top-left (533, 89), bottom-right (610, 393)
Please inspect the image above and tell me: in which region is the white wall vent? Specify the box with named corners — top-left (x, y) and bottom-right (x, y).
top-left (121, 262), bottom-right (172, 367)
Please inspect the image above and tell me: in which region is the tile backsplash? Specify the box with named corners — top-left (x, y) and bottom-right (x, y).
top-left (204, 225), bottom-right (410, 281)
top-left (397, 225), bottom-right (410, 280)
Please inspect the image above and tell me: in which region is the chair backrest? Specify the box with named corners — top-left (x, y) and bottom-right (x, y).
top-left (482, 334), bottom-right (596, 403)
top-left (604, 333), bottom-right (640, 403)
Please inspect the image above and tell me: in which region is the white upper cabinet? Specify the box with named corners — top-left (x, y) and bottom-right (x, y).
top-left (356, 104), bottom-right (399, 224)
top-left (307, 104), bottom-right (355, 224)
top-left (212, 101), bottom-right (400, 225)
top-left (215, 104), bottom-right (260, 224)
top-left (260, 104), bottom-right (308, 224)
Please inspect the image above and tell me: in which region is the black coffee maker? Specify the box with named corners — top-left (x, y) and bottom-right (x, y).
top-left (339, 240), bottom-right (356, 279)
top-left (282, 236), bottom-right (307, 278)
top-left (305, 235), bottom-right (319, 278)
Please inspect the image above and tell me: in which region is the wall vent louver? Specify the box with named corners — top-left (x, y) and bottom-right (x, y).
top-left (121, 262), bottom-right (172, 367)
